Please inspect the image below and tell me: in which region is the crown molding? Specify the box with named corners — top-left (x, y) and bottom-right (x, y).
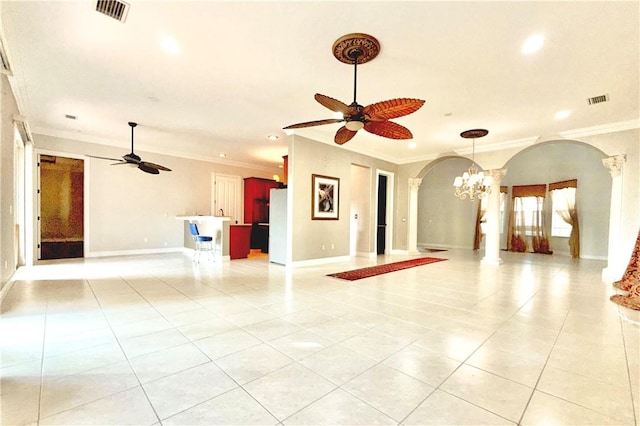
top-left (31, 126), bottom-right (280, 173)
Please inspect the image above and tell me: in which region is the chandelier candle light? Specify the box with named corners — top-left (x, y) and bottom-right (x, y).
top-left (453, 129), bottom-right (492, 200)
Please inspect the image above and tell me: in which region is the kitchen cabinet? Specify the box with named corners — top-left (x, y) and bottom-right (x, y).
top-left (244, 177), bottom-right (280, 224)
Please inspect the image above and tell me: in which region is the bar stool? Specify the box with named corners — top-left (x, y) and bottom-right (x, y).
top-left (188, 222), bottom-right (213, 263)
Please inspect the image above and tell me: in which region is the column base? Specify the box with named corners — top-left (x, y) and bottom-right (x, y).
top-left (481, 256), bottom-right (503, 266)
top-left (601, 266), bottom-right (621, 284)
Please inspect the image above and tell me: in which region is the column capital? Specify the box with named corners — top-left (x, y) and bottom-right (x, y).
top-left (602, 154), bottom-right (626, 177)
top-left (408, 178), bottom-right (422, 191)
top-left (485, 168), bottom-right (508, 184)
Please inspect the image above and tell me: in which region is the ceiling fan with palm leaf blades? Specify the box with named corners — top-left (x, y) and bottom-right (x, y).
top-left (284, 33), bottom-right (425, 145)
top-left (88, 122), bottom-right (171, 174)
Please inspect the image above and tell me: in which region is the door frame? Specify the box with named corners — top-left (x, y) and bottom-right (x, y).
top-left (211, 173), bottom-right (243, 224)
top-left (374, 169), bottom-right (394, 255)
top-left (33, 149), bottom-right (90, 262)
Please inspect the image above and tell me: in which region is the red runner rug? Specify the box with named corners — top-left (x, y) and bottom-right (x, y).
top-left (328, 257), bottom-right (447, 281)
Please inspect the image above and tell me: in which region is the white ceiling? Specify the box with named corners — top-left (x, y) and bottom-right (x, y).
top-left (2, 1), bottom-right (638, 171)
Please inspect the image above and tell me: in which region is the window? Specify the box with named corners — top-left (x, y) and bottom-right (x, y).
top-left (514, 196), bottom-right (544, 236)
top-left (551, 187), bottom-right (576, 237)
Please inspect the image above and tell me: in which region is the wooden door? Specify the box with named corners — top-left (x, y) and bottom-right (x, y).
top-left (212, 173), bottom-right (242, 224)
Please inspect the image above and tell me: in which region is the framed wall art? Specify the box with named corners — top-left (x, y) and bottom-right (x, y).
top-left (311, 174), bottom-right (339, 220)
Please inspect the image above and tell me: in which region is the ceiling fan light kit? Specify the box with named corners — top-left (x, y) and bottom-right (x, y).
top-left (283, 33), bottom-right (425, 145)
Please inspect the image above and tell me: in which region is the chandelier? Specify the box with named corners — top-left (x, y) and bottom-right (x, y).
top-left (453, 129), bottom-right (493, 200)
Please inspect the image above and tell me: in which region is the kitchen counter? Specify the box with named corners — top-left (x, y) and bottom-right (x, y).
top-left (176, 215), bottom-right (230, 260)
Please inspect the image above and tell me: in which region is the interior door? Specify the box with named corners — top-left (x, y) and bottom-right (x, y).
top-left (212, 173), bottom-right (242, 223)
top-left (377, 174), bottom-right (387, 255)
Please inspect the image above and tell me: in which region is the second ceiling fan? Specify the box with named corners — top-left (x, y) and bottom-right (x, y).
top-left (89, 122), bottom-right (171, 174)
top-left (284, 33), bottom-right (425, 145)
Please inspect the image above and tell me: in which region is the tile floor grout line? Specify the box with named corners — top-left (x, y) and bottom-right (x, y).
top-left (396, 274), bottom-right (553, 425)
top-left (134, 274), bottom-right (287, 424)
top-left (84, 274), bottom-right (164, 425)
top-left (35, 301), bottom-right (49, 426)
top-left (618, 312), bottom-right (639, 426)
top-left (5, 251), bottom-right (637, 425)
top-left (515, 293), bottom-right (571, 426)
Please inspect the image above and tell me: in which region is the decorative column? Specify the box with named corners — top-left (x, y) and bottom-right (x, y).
top-left (481, 168), bottom-right (507, 266)
top-left (407, 178), bottom-right (422, 255)
top-left (602, 154), bottom-right (626, 281)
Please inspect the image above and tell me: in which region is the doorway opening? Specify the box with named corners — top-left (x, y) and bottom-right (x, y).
top-left (375, 169), bottom-right (394, 256)
top-left (38, 155), bottom-right (85, 260)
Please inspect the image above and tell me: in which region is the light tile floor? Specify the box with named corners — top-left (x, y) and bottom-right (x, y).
top-left (1, 250), bottom-right (638, 425)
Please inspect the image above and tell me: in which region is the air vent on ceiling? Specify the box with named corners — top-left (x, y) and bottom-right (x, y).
top-left (587, 94), bottom-right (609, 105)
top-left (96, 0), bottom-right (130, 22)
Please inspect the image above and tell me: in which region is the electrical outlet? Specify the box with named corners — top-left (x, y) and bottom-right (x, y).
top-left (144, 238), bottom-right (148, 243)
top-left (331, 243), bottom-right (335, 249)
top-left (164, 242), bottom-right (168, 246)
top-left (322, 244), bottom-right (325, 250)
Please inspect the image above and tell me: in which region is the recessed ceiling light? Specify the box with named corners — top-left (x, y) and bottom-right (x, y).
top-left (522, 34), bottom-right (544, 55)
top-left (160, 35), bottom-right (180, 55)
top-left (218, 153), bottom-right (227, 158)
top-left (555, 110), bottom-right (571, 120)
top-left (408, 142), bottom-right (417, 149)
top-left (267, 135), bottom-right (278, 141)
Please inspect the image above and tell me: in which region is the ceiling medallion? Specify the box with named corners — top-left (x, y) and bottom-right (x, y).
top-left (332, 33), bottom-right (380, 64)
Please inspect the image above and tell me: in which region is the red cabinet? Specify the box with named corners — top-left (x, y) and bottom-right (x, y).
top-left (229, 225), bottom-right (251, 259)
top-left (244, 177), bottom-right (279, 224)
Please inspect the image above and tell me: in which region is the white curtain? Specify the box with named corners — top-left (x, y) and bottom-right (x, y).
top-left (551, 185), bottom-right (580, 258)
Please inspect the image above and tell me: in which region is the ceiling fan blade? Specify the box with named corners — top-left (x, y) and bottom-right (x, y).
top-left (364, 120), bottom-right (414, 139)
top-left (334, 126), bottom-right (358, 145)
top-left (363, 98), bottom-right (425, 121)
top-left (87, 154), bottom-right (124, 162)
top-left (140, 161), bottom-right (171, 172)
top-left (314, 94), bottom-right (352, 115)
top-left (138, 163), bottom-right (160, 174)
top-left (283, 118), bottom-right (344, 130)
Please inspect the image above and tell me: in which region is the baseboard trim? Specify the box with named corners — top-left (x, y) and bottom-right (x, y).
top-left (0, 275), bottom-right (16, 304)
top-left (85, 247), bottom-right (185, 258)
top-left (290, 255), bottom-right (351, 268)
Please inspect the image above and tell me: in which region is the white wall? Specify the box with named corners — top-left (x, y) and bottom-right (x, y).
top-left (0, 74), bottom-right (20, 294)
top-left (501, 140), bottom-right (611, 259)
top-left (399, 129), bottom-right (639, 276)
top-left (416, 157), bottom-right (479, 249)
top-left (32, 134), bottom-right (278, 257)
top-left (350, 164), bottom-right (371, 255)
top-left (288, 135), bottom-right (397, 263)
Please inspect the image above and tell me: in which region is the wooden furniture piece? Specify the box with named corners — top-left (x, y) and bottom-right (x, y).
top-left (229, 224), bottom-right (251, 259)
top-left (244, 177), bottom-right (280, 224)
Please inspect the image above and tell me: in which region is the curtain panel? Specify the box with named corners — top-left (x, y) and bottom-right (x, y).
top-left (550, 179), bottom-right (580, 258)
top-left (507, 184), bottom-right (551, 254)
